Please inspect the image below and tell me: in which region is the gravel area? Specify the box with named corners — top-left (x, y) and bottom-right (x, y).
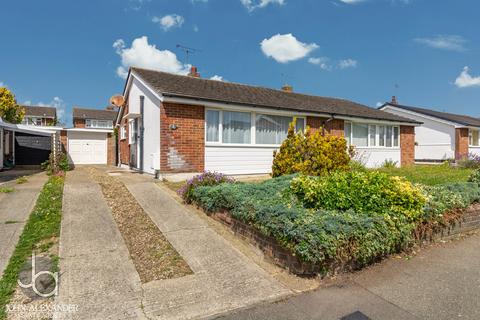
top-left (89, 168), bottom-right (192, 283)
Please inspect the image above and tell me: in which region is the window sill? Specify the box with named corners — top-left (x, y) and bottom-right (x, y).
top-left (206, 143), bottom-right (281, 148)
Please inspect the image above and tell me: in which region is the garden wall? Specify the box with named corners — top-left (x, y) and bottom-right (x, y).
top-left (211, 204), bottom-right (480, 275)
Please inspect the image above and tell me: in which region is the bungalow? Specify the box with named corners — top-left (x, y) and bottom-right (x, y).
top-left (116, 67), bottom-right (421, 176)
top-left (59, 107), bottom-right (117, 165)
top-left (380, 97), bottom-right (480, 161)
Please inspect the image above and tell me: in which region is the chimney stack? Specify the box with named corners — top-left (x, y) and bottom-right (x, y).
top-left (281, 84), bottom-right (293, 93)
top-left (391, 96), bottom-right (398, 104)
top-left (188, 66), bottom-right (200, 78)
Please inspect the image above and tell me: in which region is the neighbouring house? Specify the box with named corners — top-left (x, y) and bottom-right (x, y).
top-left (21, 105), bottom-right (57, 126)
top-left (116, 67), bottom-right (421, 176)
top-left (59, 107), bottom-right (117, 165)
top-left (380, 97), bottom-right (480, 162)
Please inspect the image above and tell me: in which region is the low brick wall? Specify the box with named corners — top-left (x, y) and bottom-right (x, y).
top-left (211, 204), bottom-right (480, 276)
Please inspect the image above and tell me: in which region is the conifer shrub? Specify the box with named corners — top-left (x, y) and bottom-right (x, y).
top-left (271, 123), bottom-right (350, 177)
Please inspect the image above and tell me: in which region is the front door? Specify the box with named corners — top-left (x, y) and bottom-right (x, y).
top-left (129, 119), bottom-right (138, 168)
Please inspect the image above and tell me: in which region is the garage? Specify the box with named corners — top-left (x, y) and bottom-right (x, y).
top-left (67, 131), bottom-right (107, 164)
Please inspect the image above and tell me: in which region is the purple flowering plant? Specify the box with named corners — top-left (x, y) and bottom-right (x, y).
top-left (178, 171), bottom-right (235, 203)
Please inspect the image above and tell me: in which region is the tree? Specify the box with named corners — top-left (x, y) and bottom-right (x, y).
top-left (0, 87), bottom-right (25, 124)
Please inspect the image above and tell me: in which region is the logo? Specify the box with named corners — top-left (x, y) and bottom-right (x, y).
top-left (18, 253), bottom-right (59, 298)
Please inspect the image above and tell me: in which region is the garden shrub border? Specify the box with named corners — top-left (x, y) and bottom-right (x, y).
top-left (211, 204), bottom-right (480, 276)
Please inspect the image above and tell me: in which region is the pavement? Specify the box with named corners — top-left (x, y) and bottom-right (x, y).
top-left (217, 232), bottom-right (480, 320)
top-left (55, 168), bottom-right (290, 320)
top-left (0, 172), bottom-right (47, 276)
top-left (0, 168), bottom-right (42, 185)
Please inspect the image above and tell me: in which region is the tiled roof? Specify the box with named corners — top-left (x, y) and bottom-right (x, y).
top-left (72, 107), bottom-right (118, 121)
top-left (384, 103), bottom-right (480, 127)
top-left (129, 67), bottom-right (420, 124)
top-left (21, 105), bottom-right (56, 118)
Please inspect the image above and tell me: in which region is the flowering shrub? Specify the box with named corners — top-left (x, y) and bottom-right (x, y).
top-left (458, 153), bottom-right (480, 169)
top-left (271, 122), bottom-right (350, 177)
top-left (468, 169), bottom-right (480, 185)
top-left (290, 171), bottom-right (426, 222)
top-left (178, 171), bottom-right (234, 203)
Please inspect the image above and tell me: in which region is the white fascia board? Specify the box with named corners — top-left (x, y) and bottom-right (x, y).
top-left (128, 71), bottom-right (164, 102)
top-left (163, 96), bottom-right (418, 126)
top-left (65, 128), bottom-right (113, 133)
top-left (381, 104), bottom-right (461, 127)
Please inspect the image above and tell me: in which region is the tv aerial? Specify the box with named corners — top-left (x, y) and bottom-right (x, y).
top-left (176, 44), bottom-right (201, 65)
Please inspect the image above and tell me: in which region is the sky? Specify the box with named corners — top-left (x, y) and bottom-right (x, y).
top-left (1, 0), bottom-right (480, 126)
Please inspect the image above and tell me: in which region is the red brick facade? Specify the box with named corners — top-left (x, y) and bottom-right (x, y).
top-left (160, 102), bottom-right (205, 173)
top-left (73, 118), bottom-right (86, 128)
top-left (118, 103), bottom-right (130, 165)
top-left (306, 116), bottom-right (345, 137)
top-left (107, 133), bottom-right (116, 165)
top-left (400, 125), bottom-right (415, 166)
top-left (456, 128), bottom-right (469, 160)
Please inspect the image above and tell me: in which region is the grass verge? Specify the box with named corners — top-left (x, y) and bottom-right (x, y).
top-left (377, 164), bottom-right (473, 185)
top-left (0, 187), bottom-right (14, 193)
top-left (0, 175), bottom-right (64, 319)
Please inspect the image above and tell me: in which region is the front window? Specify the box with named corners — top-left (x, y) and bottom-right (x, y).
top-left (470, 129), bottom-right (480, 146)
top-left (222, 111), bottom-right (251, 144)
top-left (206, 109), bottom-right (305, 145)
top-left (85, 119), bottom-right (113, 128)
top-left (120, 126), bottom-right (127, 140)
top-left (345, 122), bottom-right (400, 148)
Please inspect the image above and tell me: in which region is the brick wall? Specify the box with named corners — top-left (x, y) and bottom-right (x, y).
top-left (60, 130), bottom-right (68, 152)
top-left (455, 128), bottom-right (469, 160)
top-left (118, 104), bottom-right (130, 165)
top-left (160, 102), bottom-right (205, 173)
top-left (107, 133), bottom-right (116, 165)
top-left (400, 125), bottom-right (415, 166)
top-left (306, 116), bottom-right (344, 137)
top-left (73, 118), bottom-right (85, 128)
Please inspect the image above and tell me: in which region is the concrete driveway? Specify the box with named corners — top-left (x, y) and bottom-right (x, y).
top-left (0, 172), bottom-right (47, 275)
top-left (55, 168), bottom-right (290, 320)
top-left (217, 232), bottom-right (480, 320)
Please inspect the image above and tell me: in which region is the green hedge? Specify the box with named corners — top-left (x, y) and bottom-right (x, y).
top-left (189, 171), bottom-right (480, 271)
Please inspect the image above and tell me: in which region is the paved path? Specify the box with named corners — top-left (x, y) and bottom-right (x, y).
top-left (55, 168), bottom-right (289, 320)
top-left (54, 169), bottom-right (145, 319)
top-left (117, 171), bottom-right (291, 319)
top-left (0, 172), bottom-right (47, 276)
top-left (217, 232), bottom-right (480, 320)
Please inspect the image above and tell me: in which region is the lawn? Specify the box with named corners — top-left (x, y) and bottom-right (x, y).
top-left (377, 164), bottom-right (474, 185)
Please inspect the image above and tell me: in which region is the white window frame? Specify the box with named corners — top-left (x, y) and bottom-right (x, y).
top-left (469, 128), bottom-right (480, 147)
top-left (345, 122), bottom-right (400, 149)
top-left (85, 119), bottom-right (113, 129)
top-left (205, 108), bottom-right (306, 147)
top-left (120, 125), bottom-right (127, 140)
top-left (128, 120), bottom-right (136, 145)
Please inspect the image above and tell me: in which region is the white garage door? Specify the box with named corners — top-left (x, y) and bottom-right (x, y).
top-left (68, 131), bottom-right (107, 164)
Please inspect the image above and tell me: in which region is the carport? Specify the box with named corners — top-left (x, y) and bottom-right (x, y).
top-left (0, 119), bottom-right (55, 169)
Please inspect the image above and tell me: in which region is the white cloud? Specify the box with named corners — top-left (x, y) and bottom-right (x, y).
top-left (193, 25), bottom-right (199, 32)
top-left (191, 0), bottom-right (208, 2)
top-left (414, 35), bottom-right (467, 52)
top-left (308, 57), bottom-right (331, 70)
top-left (339, 58), bottom-right (358, 69)
top-left (113, 36), bottom-right (190, 79)
top-left (152, 14), bottom-right (185, 31)
top-left (261, 33), bottom-right (318, 63)
top-left (0, 82), bottom-right (5, 88)
top-left (376, 102), bottom-right (384, 107)
top-left (455, 66), bottom-right (480, 88)
top-left (36, 97), bottom-right (66, 123)
top-left (339, 0), bottom-right (365, 4)
top-left (210, 75), bottom-right (225, 81)
top-left (241, 0), bottom-right (285, 11)
top-left (128, 0), bottom-right (151, 11)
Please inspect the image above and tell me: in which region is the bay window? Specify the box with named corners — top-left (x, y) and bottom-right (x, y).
top-left (345, 122), bottom-right (400, 148)
top-left (470, 129), bottom-right (480, 146)
top-left (205, 109), bottom-right (305, 145)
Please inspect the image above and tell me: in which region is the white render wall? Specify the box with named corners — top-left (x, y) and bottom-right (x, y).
top-left (206, 145), bottom-right (401, 174)
top-left (382, 105), bottom-right (456, 161)
top-left (205, 146), bottom-right (277, 175)
top-left (355, 148), bottom-right (401, 168)
top-left (128, 77), bottom-right (161, 174)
